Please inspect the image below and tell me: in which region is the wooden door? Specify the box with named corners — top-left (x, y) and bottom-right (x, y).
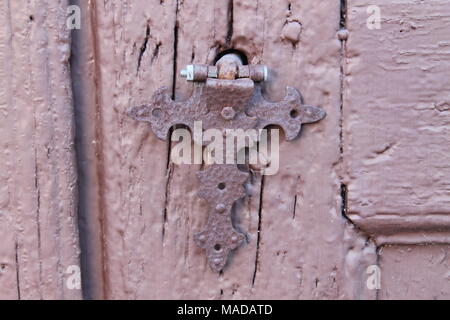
top-left (0, 0), bottom-right (448, 300)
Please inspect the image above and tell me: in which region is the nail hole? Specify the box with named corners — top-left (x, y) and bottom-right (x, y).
top-left (218, 183), bottom-right (226, 190)
top-left (152, 108), bottom-right (162, 118)
top-left (214, 244), bottom-right (222, 251)
top-left (290, 109), bottom-right (299, 118)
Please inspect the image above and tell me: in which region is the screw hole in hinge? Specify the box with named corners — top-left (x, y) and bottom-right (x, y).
top-left (214, 244), bottom-right (222, 251)
top-left (290, 109), bottom-right (299, 118)
top-left (218, 183), bottom-right (226, 190)
top-left (152, 108), bottom-right (162, 118)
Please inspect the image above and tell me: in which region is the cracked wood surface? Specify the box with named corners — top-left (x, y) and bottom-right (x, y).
top-left (0, 0), bottom-right (81, 299)
top-left (343, 0), bottom-right (450, 299)
top-left (343, 0), bottom-right (450, 243)
top-left (3, 0), bottom-right (444, 300)
top-left (74, 0), bottom-right (375, 299)
top-left (379, 244), bottom-right (450, 299)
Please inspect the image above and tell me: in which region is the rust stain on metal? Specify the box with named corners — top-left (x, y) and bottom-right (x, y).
top-left (195, 164), bottom-right (248, 272)
top-left (128, 55), bottom-right (326, 272)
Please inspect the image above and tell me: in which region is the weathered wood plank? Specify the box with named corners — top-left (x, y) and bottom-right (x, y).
top-left (343, 0), bottom-right (450, 242)
top-left (231, 0), bottom-right (369, 300)
top-left (83, 0), bottom-right (178, 299)
top-left (86, 0), bottom-right (375, 299)
top-left (379, 244), bottom-right (450, 299)
top-left (0, 0), bottom-right (81, 299)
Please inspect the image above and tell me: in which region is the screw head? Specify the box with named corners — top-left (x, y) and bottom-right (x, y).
top-left (180, 65), bottom-right (195, 81)
top-left (216, 203), bottom-right (226, 213)
top-left (221, 106), bottom-right (236, 120)
top-left (337, 29), bottom-right (349, 41)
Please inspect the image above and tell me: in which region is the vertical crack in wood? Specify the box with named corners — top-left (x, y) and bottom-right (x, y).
top-left (171, 1), bottom-right (179, 100)
top-left (375, 245), bottom-right (382, 300)
top-left (137, 24), bottom-right (150, 73)
top-left (184, 211), bottom-right (190, 266)
top-left (339, 0), bottom-right (350, 225)
top-left (15, 240), bottom-right (21, 300)
top-left (252, 175), bottom-right (264, 287)
top-left (292, 195), bottom-right (298, 219)
top-left (151, 42), bottom-right (161, 64)
top-left (340, 184), bottom-right (375, 245)
top-left (340, 0), bottom-right (347, 29)
top-left (32, 18), bottom-right (44, 290)
top-left (340, 183), bottom-right (347, 219)
top-left (33, 147), bottom-right (43, 296)
top-left (162, 0), bottom-right (180, 241)
top-left (162, 164), bottom-right (173, 240)
top-left (226, 0), bottom-right (234, 47)
top-left (339, 0), bottom-right (347, 157)
top-left (338, 2), bottom-right (369, 235)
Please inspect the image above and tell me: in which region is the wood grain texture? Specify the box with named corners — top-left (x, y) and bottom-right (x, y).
top-left (84, 0), bottom-right (179, 300)
top-left (0, 0), bottom-right (81, 299)
top-left (76, 0), bottom-right (377, 299)
top-left (1, 0), bottom-right (448, 301)
top-left (379, 244), bottom-right (450, 299)
top-left (343, 0), bottom-right (450, 243)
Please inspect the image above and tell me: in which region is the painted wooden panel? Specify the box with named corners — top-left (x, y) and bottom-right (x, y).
top-left (0, 0), bottom-right (81, 299)
top-left (343, 0), bottom-right (450, 244)
top-left (75, 0), bottom-right (376, 299)
top-left (1, 0), bottom-right (448, 300)
top-left (379, 245), bottom-right (450, 299)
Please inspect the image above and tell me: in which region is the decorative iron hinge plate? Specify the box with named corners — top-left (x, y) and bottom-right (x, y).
top-left (128, 54), bottom-right (326, 272)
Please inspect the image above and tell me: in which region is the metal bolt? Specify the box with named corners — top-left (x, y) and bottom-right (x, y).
top-left (263, 66), bottom-right (268, 81)
top-left (216, 203), bottom-right (226, 213)
top-left (337, 29), bottom-right (349, 41)
top-left (221, 106), bottom-right (236, 120)
top-left (180, 65), bottom-right (194, 81)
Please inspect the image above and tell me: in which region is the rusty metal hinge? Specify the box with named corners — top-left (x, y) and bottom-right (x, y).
top-left (128, 53), bottom-right (326, 272)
